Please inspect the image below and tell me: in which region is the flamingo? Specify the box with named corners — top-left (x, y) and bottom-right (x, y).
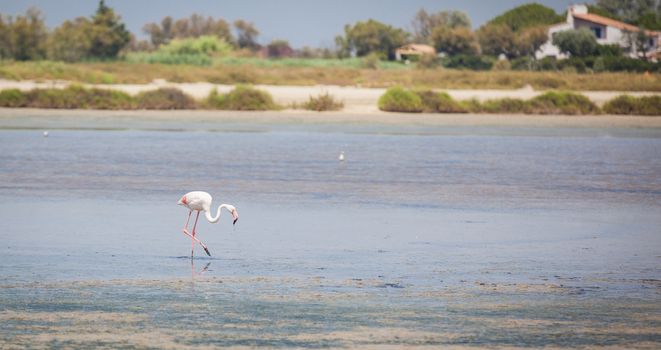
top-left (177, 191), bottom-right (239, 258)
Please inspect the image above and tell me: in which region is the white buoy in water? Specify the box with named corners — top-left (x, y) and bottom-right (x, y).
top-left (43, 131), bottom-right (49, 137)
top-left (338, 151), bottom-right (345, 161)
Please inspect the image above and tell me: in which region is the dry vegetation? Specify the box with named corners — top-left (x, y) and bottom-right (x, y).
top-left (1, 61), bottom-right (660, 91)
top-left (378, 87), bottom-right (660, 115)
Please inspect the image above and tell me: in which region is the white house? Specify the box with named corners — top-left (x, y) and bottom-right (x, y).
top-left (537, 4), bottom-right (660, 60)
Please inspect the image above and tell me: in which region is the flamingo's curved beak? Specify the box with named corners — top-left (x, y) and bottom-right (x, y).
top-left (231, 209), bottom-right (239, 226)
top-left (177, 196), bottom-right (187, 206)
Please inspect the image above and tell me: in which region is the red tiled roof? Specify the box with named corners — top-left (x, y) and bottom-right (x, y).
top-left (573, 13), bottom-right (660, 36)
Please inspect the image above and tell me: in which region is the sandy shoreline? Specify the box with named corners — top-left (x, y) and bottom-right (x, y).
top-left (1, 79), bottom-right (661, 114)
top-left (1, 107), bottom-right (661, 131)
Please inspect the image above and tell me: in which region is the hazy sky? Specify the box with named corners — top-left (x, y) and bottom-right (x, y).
top-left (1, 0), bottom-right (584, 48)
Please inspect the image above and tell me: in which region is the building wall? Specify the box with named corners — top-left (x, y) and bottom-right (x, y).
top-left (573, 18), bottom-right (610, 43)
top-left (604, 26), bottom-right (625, 45)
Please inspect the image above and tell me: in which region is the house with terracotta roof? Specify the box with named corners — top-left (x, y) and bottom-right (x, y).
top-left (537, 5), bottom-right (660, 60)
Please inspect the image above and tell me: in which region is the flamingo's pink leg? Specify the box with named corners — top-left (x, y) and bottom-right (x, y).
top-left (182, 210), bottom-right (210, 255)
top-left (182, 230), bottom-right (210, 252)
top-left (184, 210), bottom-right (192, 230)
top-left (191, 211), bottom-right (201, 257)
top-left (182, 210), bottom-right (194, 257)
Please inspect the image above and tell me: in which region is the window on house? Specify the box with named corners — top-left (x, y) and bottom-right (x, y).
top-left (591, 27), bottom-right (603, 39)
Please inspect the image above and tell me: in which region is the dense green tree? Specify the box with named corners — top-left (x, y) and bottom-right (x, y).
top-left (476, 24), bottom-right (515, 57)
top-left (552, 28), bottom-right (598, 57)
top-left (266, 39), bottom-right (293, 58)
top-left (338, 19), bottom-right (408, 60)
top-left (144, 14), bottom-right (233, 47)
top-left (48, 18), bottom-right (93, 62)
top-left (488, 3), bottom-right (563, 31)
top-left (411, 9), bottom-right (471, 43)
top-left (586, 5), bottom-right (619, 19)
top-left (143, 16), bottom-right (174, 46)
top-left (430, 26), bottom-right (478, 55)
top-left (0, 8), bottom-right (48, 60)
top-left (0, 16), bottom-right (10, 58)
top-left (636, 12), bottom-right (661, 30)
top-left (513, 26), bottom-right (549, 58)
top-left (234, 20), bottom-right (260, 50)
top-left (595, 0), bottom-right (659, 23)
top-left (88, 0), bottom-right (130, 58)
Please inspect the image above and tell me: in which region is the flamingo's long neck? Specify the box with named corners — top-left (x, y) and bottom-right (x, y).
top-left (205, 203), bottom-right (229, 223)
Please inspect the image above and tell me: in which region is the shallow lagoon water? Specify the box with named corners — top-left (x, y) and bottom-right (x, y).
top-left (1, 122), bottom-right (660, 348)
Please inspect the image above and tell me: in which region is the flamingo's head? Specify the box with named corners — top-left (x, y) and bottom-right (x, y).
top-left (226, 205), bottom-right (239, 225)
top-left (177, 195), bottom-right (188, 206)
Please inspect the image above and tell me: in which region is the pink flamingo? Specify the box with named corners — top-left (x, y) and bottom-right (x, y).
top-left (177, 191), bottom-right (239, 258)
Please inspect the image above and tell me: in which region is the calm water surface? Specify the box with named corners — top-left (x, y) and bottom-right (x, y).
top-left (1, 123), bottom-right (660, 348)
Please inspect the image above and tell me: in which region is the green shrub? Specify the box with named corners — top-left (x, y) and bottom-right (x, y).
top-left (128, 52), bottom-right (213, 66)
top-left (415, 90), bottom-right (467, 113)
top-left (25, 86), bottom-right (87, 108)
top-left (476, 98), bottom-right (529, 113)
top-left (362, 53), bottom-right (381, 69)
top-left (491, 59), bottom-right (511, 71)
top-left (459, 91), bottom-right (600, 115)
top-left (126, 36), bottom-right (232, 66)
top-left (302, 92), bottom-right (344, 111)
top-left (416, 54), bottom-right (441, 69)
top-left (593, 44), bottom-right (623, 57)
top-left (206, 85), bottom-right (277, 110)
top-left (136, 88), bottom-right (196, 109)
top-left (84, 89), bottom-right (135, 109)
top-left (443, 55), bottom-right (494, 71)
top-left (160, 36), bottom-right (232, 56)
top-left (378, 87), bottom-right (423, 112)
top-left (512, 55), bottom-right (661, 73)
top-left (633, 96), bottom-right (661, 115)
top-left (600, 56), bottom-right (660, 73)
top-left (0, 89), bottom-right (27, 107)
top-left (16, 85), bottom-right (135, 109)
top-left (528, 91), bottom-right (599, 115)
top-left (603, 95), bottom-right (661, 116)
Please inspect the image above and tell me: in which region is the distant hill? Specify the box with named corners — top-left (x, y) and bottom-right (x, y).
top-left (488, 3), bottom-right (564, 31)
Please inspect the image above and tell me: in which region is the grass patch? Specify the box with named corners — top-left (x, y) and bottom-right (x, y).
top-left (527, 91), bottom-right (599, 115)
top-left (205, 85), bottom-right (278, 110)
top-left (127, 52), bottom-right (213, 66)
top-left (378, 87), bottom-right (423, 113)
top-left (603, 95), bottom-right (661, 116)
top-left (0, 86), bottom-right (195, 109)
top-left (23, 85), bottom-right (135, 109)
top-left (469, 98), bottom-right (529, 114)
top-left (416, 90), bottom-right (467, 113)
top-left (469, 92), bottom-right (600, 115)
top-left (126, 36), bottom-right (231, 67)
top-left (300, 93), bottom-right (344, 111)
top-left (1, 61), bottom-right (658, 91)
top-left (380, 88), bottom-right (602, 115)
top-left (136, 88), bottom-right (196, 109)
top-left (215, 56), bottom-right (405, 70)
top-left (0, 89), bottom-right (27, 107)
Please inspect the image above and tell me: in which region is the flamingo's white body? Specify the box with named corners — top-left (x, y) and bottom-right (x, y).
top-left (178, 191), bottom-right (239, 258)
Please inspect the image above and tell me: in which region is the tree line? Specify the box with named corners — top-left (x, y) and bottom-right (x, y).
top-left (0, 0), bottom-right (659, 62)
